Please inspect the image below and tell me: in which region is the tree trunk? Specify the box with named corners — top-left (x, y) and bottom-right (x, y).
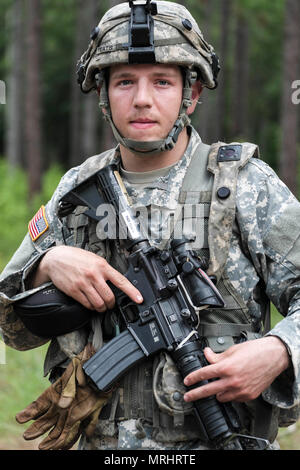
top-left (101, 0), bottom-right (120, 151)
top-left (196, 0), bottom-right (215, 143)
top-left (231, 5), bottom-right (249, 140)
top-left (69, 0), bottom-right (88, 167)
top-left (5, 0), bottom-right (24, 169)
top-left (70, 0), bottom-right (107, 167)
top-left (279, 0), bottom-right (300, 196)
top-left (216, 0), bottom-right (232, 142)
top-left (81, 0), bottom-right (102, 158)
top-left (25, 0), bottom-right (42, 198)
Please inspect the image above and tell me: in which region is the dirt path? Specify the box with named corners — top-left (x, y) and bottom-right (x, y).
top-left (0, 436), bottom-right (78, 451)
top-left (0, 436), bottom-right (40, 450)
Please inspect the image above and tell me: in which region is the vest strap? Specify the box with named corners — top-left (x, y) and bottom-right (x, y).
top-left (197, 322), bottom-right (254, 337)
top-left (206, 142), bottom-right (259, 281)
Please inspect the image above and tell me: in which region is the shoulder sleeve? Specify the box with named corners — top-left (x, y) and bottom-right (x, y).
top-left (0, 166), bottom-right (80, 350)
top-left (236, 159), bottom-right (300, 407)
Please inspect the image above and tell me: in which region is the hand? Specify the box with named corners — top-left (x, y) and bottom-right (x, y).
top-left (183, 336), bottom-right (290, 403)
top-left (33, 246), bottom-right (143, 312)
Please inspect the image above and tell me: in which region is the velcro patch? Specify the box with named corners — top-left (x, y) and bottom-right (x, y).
top-left (217, 145), bottom-right (242, 162)
top-left (28, 205), bottom-right (49, 242)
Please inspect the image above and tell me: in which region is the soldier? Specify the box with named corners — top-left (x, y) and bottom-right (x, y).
top-left (0, 0), bottom-right (299, 451)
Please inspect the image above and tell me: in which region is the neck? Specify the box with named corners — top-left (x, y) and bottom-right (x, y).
top-left (120, 128), bottom-right (189, 172)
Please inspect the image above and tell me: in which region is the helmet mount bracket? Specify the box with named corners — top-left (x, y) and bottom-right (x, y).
top-left (128, 0), bottom-right (157, 64)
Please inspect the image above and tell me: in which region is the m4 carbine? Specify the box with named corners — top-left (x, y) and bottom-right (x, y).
top-left (58, 164), bottom-right (270, 450)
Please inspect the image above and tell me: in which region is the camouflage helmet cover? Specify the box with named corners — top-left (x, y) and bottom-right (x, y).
top-left (78, 1), bottom-right (220, 93)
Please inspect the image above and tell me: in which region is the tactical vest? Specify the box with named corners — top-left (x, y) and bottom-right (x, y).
top-left (65, 141), bottom-right (263, 348)
top-left (52, 142), bottom-right (288, 444)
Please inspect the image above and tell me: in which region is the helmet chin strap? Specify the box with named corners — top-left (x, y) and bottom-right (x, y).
top-left (97, 68), bottom-right (197, 157)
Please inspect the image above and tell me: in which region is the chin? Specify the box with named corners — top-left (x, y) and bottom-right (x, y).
top-left (128, 133), bottom-right (162, 142)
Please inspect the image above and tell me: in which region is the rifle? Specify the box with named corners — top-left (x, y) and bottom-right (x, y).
top-left (59, 164), bottom-right (270, 450)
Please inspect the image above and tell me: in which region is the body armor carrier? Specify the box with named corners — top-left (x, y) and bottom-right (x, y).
top-left (45, 140), bottom-right (290, 443)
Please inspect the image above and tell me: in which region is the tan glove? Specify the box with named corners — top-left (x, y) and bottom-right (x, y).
top-left (16, 344), bottom-right (111, 450)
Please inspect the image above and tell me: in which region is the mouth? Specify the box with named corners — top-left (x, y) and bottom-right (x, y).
top-left (130, 118), bottom-right (157, 129)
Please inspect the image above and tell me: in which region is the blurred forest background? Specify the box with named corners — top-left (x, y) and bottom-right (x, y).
top-left (0, 0), bottom-right (300, 450)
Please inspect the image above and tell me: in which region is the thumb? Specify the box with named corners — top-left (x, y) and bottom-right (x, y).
top-left (203, 347), bottom-right (221, 365)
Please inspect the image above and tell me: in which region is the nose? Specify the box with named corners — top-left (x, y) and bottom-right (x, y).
top-left (132, 78), bottom-right (153, 108)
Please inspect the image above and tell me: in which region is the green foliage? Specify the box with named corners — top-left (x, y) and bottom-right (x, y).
top-left (33, 162), bottom-right (64, 210)
top-left (0, 344), bottom-right (49, 440)
top-left (271, 303), bottom-right (282, 329)
top-left (41, 0), bottom-right (77, 164)
top-left (0, 159), bottom-right (30, 270)
top-left (245, 0), bottom-right (285, 170)
top-left (0, 156), bottom-right (63, 447)
top-left (0, 0), bottom-right (294, 171)
top-left (0, 158), bottom-right (63, 271)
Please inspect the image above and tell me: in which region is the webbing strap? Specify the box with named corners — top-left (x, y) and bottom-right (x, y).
top-left (206, 142), bottom-right (259, 281)
top-left (197, 322), bottom-right (254, 337)
top-left (161, 141), bottom-right (211, 250)
top-left (180, 141), bottom-right (212, 195)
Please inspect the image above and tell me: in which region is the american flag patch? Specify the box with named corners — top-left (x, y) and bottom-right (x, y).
top-left (28, 206), bottom-right (49, 242)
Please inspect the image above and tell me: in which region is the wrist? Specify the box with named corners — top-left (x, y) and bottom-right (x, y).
top-left (263, 335), bottom-right (290, 373)
top-left (31, 250), bottom-right (53, 288)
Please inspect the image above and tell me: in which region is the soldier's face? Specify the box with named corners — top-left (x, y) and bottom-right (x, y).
top-left (108, 64), bottom-right (184, 143)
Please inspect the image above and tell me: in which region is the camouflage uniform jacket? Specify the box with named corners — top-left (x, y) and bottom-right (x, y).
top-left (0, 126), bottom-right (300, 420)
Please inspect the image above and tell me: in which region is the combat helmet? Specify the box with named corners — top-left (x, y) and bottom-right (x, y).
top-left (77, 0), bottom-right (220, 155)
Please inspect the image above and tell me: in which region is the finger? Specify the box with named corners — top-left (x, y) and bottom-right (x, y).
top-left (23, 412), bottom-right (58, 440)
top-left (204, 347), bottom-right (221, 364)
top-left (184, 378), bottom-right (230, 402)
top-left (105, 266), bottom-right (143, 304)
top-left (72, 289), bottom-right (95, 311)
top-left (43, 422), bottom-right (82, 451)
top-left (93, 280), bottom-right (115, 310)
top-left (83, 401), bottom-right (108, 437)
top-left (184, 362), bottom-right (221, 387)
top-left (79, 282), bottom-right (110, 312)
top-left (16, 399), bottom-right (50, 424)
top-left (40, 408), bottom-right (81, 451)
top-left (216, 390), bottom-right (237, 403)
top-left (38, 412), bottom-right (67, 446)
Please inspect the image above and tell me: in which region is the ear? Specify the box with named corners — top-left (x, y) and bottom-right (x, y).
top-left (187, 81), bottom-right (203, 116)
